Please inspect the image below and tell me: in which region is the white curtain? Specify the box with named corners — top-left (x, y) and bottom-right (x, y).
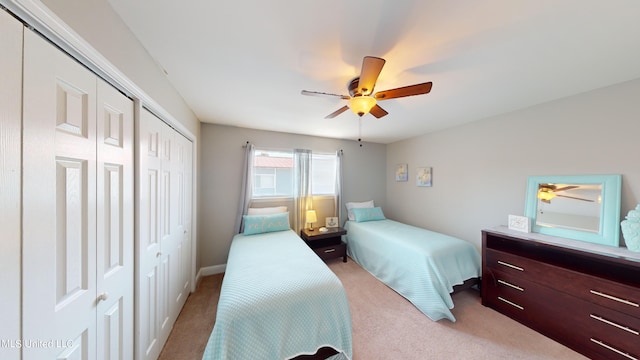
top-left (293, 148), bottom-right (313, 234)
top-left (234, 143), bottom-right (255, 233)
top-left (334, 149), bottom-right (344, 226)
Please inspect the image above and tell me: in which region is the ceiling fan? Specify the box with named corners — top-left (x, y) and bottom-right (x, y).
top-left (537, 184), bottom-right (594, 203)
top-left (301, 56), bottom-right (433, 119)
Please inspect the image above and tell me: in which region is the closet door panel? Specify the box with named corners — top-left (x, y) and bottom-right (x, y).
top-left (168, 130), bottom-right (183, 317)
top-left (171, 134), bottom-right (193, 313)
top-left (0, 10), bottom-right (23, 360)
top-left (96, 78), bottom-right (134, 360)
top-left (183, 140), bottom-right (194, 295)
top-left (23, 29), bottom-right (97, 359)
top-left (137, 108), bottom-right (165, 360)
top-left (136, 109), bottom-right (194, 359)
top-left (158, 121), bottom-right (174, 343)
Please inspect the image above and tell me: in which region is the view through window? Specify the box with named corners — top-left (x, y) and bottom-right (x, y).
top-left (252, 149), bottom-right (336, 198)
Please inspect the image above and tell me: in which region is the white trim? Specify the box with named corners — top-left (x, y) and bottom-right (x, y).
top-left (197, 264), bottom-right (226, 284)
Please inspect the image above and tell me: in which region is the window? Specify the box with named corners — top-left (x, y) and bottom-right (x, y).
top-left (253, 150), bottom-right (293, 197)
top-left (252, 149), bottom-right (337, 198)
top-left (311, 153), bottom-right (336, 195)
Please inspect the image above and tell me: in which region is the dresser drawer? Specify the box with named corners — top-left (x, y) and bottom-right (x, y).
top-left (575, 275), bottom-right (640, 320)
top-left (483, 267), bottom-right (529, 309)
top-left (571, 299), bottom-right (640, 359)
top-left (485, 248), bottom-right (546, 282)
top-left (586, 338), bottom-right (639, 360)
top-left (313, 242), bottom-right (346, 261)
top-left (484, 269), bottom-right (579, 341)
top-left (584, 312), bottom-right (640, 359)
top-left (485, 248), bottom-right (640, 319)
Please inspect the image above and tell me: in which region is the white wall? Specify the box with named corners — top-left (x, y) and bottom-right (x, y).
top-left (387, 78), bottom-right (640, 249)
top-left (199, 124), bottom-right (386, 268)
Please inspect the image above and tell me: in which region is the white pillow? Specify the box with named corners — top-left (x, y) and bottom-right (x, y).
top-left (345, 200), bottom-right (374, 221)
top-left (247, 206), bottom-right (288, 215)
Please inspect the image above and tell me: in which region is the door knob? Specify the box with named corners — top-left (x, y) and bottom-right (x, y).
top-left (97, 293), bottom-right (109, 302)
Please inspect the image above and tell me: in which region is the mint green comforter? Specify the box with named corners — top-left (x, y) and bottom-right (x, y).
top-left (202, 230), bottom-right (352, 359)
top-left (345, 219), bottom-right (481, 322)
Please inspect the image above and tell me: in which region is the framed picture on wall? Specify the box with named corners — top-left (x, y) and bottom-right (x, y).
top-left (416, 167), bottom-right (432, 187)
top-left (395, 163), bottom-right (408, 182)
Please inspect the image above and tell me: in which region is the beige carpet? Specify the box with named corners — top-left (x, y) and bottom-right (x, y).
top-left (159, 257), bottom-right (587, 360)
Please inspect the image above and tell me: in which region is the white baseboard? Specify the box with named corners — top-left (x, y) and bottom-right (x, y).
top-left (196, 264), bottom-right (226, 284)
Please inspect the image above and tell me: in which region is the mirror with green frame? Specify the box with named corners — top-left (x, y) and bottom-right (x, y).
top-left (524, 174), bottom-right (622, 247)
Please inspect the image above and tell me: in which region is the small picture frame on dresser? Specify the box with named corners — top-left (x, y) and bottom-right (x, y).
top-left (508, 215), bottom-right (531, 233)
top-left (326, 217), bottom-right (338, 228)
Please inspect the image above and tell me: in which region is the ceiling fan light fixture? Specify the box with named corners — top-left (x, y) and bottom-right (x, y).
top-left (537, 189), bottom-right (556, 202)
top-left (301, 56), bottom-right (431, 119)
top-left (349, 95), bottom-right (376, 117)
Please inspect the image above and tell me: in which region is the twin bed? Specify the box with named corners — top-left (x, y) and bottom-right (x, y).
top-left (202, 204), bottom-right (481, 358)
top-left (345, 218), bottom-right (481, 322)
top-left (343, 202), bottom-right (481, 322)
top-left (202, 228), bottom-right (352, 360)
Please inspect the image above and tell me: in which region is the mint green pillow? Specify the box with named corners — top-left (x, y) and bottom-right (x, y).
top-left (352, 207), bottom-right (386, 222)
top-left (243, 212), bottom-right (290, 235)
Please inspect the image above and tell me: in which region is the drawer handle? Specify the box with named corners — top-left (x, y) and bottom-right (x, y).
top-left (498, 279), bottom-right (524, 291)
top-left (497, 260), bottom-right (524, 272)
top-left (498, 296), bottom-right (524, 310)
top-left (590, 338), bottom-right (638, 360)
top-left (324, 249), bottom-right (336, 253)
top-left (590, 314), bottom-right (639, 336)
top-left (590, 290), bottom-right (639, 308)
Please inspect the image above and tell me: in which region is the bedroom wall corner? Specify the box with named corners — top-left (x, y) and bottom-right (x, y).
top-left (198, 124), bottom-right (387, 269)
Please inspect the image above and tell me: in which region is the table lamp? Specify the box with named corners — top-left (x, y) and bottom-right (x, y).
top-left (306, 210), bottom-right (317, 231)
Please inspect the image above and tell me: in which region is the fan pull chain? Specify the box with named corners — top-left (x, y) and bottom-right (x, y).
top-left (358, 117), bottom-right (363, 147)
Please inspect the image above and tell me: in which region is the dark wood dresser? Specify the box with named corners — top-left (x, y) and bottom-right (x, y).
top-left (482, 227), bottom-right (640, 360)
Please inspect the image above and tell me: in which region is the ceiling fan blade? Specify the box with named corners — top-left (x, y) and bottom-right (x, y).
top-left (325, 106), bottom-right (349, 119)
top-left (556, 194), bottom-right (594, 202)
top-left (369, 104), bottom-right (388, 119)
top-left (358, 56), bottom-right (386, 95)
top-left (301, 90), bottom-right (350, 100)
top-left (374, 82), bottom-right (433, 100)
top-left (553, 185), bottom-right (579, 192)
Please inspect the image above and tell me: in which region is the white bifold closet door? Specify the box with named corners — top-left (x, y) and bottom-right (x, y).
top-left (22, 28), bottom-right (134, 360)
top-left (0, 10), bottom-right (22, 360)
top-left (137, 108), bottom-right (192, 360)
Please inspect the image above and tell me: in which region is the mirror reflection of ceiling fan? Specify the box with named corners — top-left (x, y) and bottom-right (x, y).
top-left (301, 56), bottom-right (433, 119)
top-left (537, 184), bottom-right (595, 203)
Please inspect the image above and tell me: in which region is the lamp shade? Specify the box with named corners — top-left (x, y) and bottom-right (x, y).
top-left (349, 95), bottom-right (376, 116)
top-left (306, 210), bottom-right (317, 223)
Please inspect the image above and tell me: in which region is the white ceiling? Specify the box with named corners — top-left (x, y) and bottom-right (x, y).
top-left (107, 0), bottom-right (640, 144)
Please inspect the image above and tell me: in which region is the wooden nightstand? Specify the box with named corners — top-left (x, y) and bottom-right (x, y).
top-left (300, 227), bottom-right (347, 262)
